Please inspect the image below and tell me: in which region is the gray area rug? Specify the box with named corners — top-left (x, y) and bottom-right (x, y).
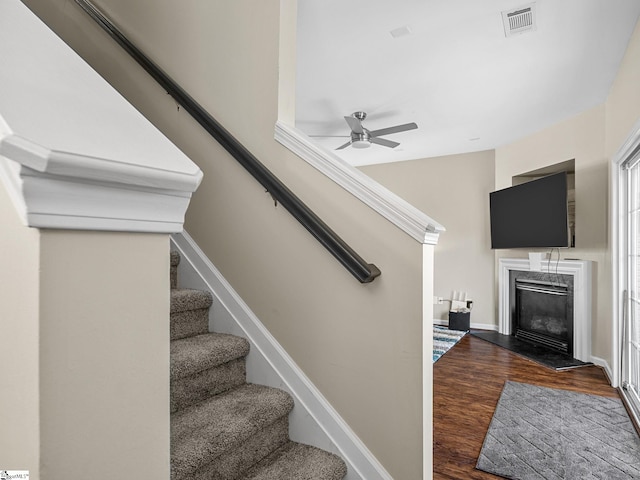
top-left (476, 381), bottom-right (640, 479)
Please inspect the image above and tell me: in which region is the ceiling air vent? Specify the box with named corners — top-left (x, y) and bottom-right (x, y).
top-left (502, 3), bottom-right (536, 37)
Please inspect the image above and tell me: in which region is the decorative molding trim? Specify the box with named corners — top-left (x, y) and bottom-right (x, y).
top-left (498, 258), bottom-right (592, 362)
top-left (0, 157), bottom-right (196, 233)
top-left (612, 116), bottom-right (640, 168)
top-left (170, 231), bottom-right (393, 480)
top-left (274, 121), bottom-right (444, 245)
top-left (0, 129), bottom-right (201, 233)
top-left (0, 134), bottom-right (203, 192)
top-left (0, 157), bottom-right (27, 223)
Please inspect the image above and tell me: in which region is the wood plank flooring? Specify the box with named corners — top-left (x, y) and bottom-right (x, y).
top-left (433, 333), bottom-right (619, 479)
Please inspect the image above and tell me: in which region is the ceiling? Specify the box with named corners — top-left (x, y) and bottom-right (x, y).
top-left (294, 0), bottom-right (640, 167)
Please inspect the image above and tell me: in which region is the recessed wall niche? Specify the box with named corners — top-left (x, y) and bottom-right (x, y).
top-left (512, 159), bottom-right (575, 248)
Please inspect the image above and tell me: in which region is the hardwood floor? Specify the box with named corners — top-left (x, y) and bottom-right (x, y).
top-left (433, 333), bottom-right (619, 479)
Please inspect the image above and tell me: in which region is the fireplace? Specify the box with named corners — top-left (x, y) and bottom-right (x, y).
top-left (498, 258), bottom-right (592, 362)
top-left (513, 278), bottom-right (573, 355)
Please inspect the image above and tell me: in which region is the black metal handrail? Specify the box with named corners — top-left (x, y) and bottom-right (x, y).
top-left (74, 0), bottom-right (381, 283)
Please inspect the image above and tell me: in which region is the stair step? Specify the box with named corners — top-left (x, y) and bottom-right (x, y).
top-left (170, 289), bottom-right (212, 341)
top-left (239, 442), bottom-right (348, 480)
top-left (171, 288), bottom-right (212, 313)
top-left (171, 358), bottom-right (247, 413)
top-left (171, 333), bottom-right (250, 412)
top-left (171, 383), bottom-right (294, 479)
top-left (185, 417), bottom-right (289, 480)
top-left (171, 333), bottom-right (249, 380)
top-left (170, 251), bottom-right (180, 289)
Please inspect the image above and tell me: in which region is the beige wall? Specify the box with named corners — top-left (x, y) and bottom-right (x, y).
top-left (0, 177), bottom-right (171, 479)
top-left (493, 17), bottom-right (640, 369)
top-left (20, 0), bottom-right (432, 477)
top-left (0, 179), bottom-right (41, 477)
top-left (607, 20), bottom-right (640, 157)
top-left (495, 106), bottom-right (610, 361)
top-left (362, 151), bottom-right (496, 328)
top-left (38, 230), bottom-right (170, 479)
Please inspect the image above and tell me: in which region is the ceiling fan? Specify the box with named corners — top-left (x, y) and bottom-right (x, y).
top-left (335, 111), bottom-right (418, 150)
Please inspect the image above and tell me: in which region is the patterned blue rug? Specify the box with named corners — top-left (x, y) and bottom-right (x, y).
top-left (433, 325), bottom-right (467, 363)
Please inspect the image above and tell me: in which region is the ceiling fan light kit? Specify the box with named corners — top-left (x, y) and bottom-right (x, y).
top-left (351, 131), bottom-right (371, 149)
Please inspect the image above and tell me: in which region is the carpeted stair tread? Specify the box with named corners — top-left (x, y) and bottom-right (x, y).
top-left (171, 332), bottom-right (250, 380)
top-left (171, 288), bottom-right (213, 313)
top-left (171, 383), bottom-right (295, 478)
top-left (170, 357), bottom-right (247, 413)
top-left (238, 441), bottom-right (348, 480)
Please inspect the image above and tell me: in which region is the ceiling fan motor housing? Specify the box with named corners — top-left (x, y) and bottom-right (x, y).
top-left (352, 111), bottom-right (367, 121)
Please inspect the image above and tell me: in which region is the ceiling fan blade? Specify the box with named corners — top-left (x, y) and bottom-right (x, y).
top-left (370, 137), bottom-right (400, 149)
top-left (335, 140), bottom-right (352, 150)
top-left (344, 115), bottom-right (364, 134)
top-left (369, 122), bottom-right (417, 137)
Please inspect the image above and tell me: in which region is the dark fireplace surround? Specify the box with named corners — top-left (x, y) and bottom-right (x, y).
top-left (509, 270), bottom-right (574, 355)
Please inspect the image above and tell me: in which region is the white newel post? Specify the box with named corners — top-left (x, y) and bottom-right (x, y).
top-left (498, 258), bottom-right (593, 362)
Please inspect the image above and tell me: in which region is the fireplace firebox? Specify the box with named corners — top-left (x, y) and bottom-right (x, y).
top-left (514, 278), bottom-right (572, 355)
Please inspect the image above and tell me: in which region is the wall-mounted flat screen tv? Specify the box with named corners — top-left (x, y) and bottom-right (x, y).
top-left (490, 171), bottom-right (569, 249)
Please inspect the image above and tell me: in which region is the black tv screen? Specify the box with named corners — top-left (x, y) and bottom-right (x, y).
top-left (490, 172), bottom-right (569, 249)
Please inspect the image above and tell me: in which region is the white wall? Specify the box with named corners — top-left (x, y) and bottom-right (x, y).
top-left (362, 150), bottom-right (496, 329)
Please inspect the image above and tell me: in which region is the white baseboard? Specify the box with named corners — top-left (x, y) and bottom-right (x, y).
top-left (171, 231), bottom-right (392, 480)
top-left (433, 318), bottom-right (498, 331)
top-left (590, 355), bottom-right (614, 386)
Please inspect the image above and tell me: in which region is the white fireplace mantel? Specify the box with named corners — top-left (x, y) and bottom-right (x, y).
top-left (498, 258), bottom-right (593, 362)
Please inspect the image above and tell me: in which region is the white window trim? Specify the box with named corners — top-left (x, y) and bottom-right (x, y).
top-left (611, 117), bottom-right (640, 389)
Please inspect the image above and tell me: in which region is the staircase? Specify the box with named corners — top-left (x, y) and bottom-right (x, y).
top-left (170, 251), bottom-right (348, 479)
